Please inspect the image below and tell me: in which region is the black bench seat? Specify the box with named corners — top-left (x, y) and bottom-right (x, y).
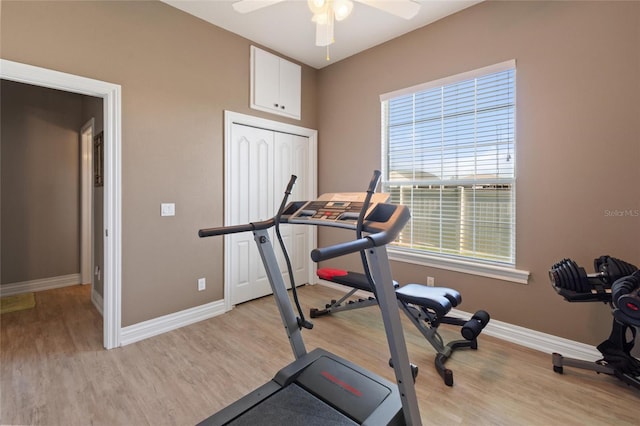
top-left (317, 268), bottom-right (379, 292)
top-left (319, 268), bottom-right (460, 319)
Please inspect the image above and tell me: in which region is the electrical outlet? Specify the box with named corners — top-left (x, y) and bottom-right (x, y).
top-left (427, 276), bottom-right (435, 287)
top-left (198, 278), bottom-right (206, 291)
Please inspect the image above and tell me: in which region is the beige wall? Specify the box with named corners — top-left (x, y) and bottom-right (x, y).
top-left (317, 1), bottom-right (640, 345)
top-left (1, 80), bottom-right (84, 284)
top-left (0, 0), bottom-right (318, 326)
top-left (2, 0), bottom-right (638, 346)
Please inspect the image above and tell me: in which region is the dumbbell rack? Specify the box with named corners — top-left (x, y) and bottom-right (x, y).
top-left (549, 256), bottom-right (640, 390)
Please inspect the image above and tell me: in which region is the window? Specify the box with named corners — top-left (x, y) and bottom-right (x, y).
top-left (381, 61), bottom-right (526, 282)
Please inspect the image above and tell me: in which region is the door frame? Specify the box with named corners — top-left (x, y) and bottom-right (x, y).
top-left (224, 110), bottom-right (317, 311)
top-left (1, 59), bottom-right (122, 349)
top-left (80, 118), bottom-right (94, 287)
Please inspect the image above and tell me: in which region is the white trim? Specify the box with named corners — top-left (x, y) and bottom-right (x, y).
top-left (225, 110), bottom-right (318, 140)
top-left (92, 289), bottom-right (104, 316)
top-left (102, 74), bottom-right (123, 350)
top-left (120, 300), bottom-right (226, 346)
top-left (380, 59), bottom-right (516, 101)
top-left (389, 249), bottom-right (530, 284)
top-left (1, 59), bottom-right (122, 349)
top-left (315, 281), bottom-right (600, 360)
top-left (0, 274), bottom-right (81, 297)
top-left (450, 307), bottom-right (602, 360)
top-left (80, 119), bottom-right (95, 286)
top-left (223, 110), bottom-right (318, 312)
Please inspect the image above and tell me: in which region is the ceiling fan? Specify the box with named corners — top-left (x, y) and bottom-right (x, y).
top-left (232, 0), bottom-right (421, 47)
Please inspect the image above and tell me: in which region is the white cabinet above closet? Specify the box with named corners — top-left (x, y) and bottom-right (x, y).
top-left (251, 46), bottom-right (301, 120)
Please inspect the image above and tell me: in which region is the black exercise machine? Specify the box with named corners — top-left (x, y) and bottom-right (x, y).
top-left (549, 255), bottom-right (640, 389)
top-left (197, 172), bottom-right (423, 425)
top-left (311, 268), bottom-right (490, 387)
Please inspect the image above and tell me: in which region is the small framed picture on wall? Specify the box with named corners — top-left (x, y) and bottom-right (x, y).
top-left (94, 131), bottom-right (104, 187)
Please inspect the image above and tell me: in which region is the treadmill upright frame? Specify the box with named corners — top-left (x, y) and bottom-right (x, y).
top-left (198, 193), bottom-right (422, 425)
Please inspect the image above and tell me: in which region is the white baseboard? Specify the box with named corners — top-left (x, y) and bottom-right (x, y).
top-left (0, 273), bottom-right (81, 296)
top-left (316, 280), bottom-right (601, 361)
top-left (118, 279), bottom-right (603, 361)
top-left (91, 289), bottom-right (104, 316)
top-left (450, 308), bottom-right (602, 360)
top-left (120, 299), bottom-right (226, 346)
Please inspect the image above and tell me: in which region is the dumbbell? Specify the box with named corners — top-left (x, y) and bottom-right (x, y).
top-left (461, 310), bottom-right (490, 340)
top-left (594, 255), bottom-right (638, 285)
top-left (549, 258), bottom-right (590, 293)
top-left (550, 256), bottom-right (638, 293)
top-left (612, 271), bottom-right (640, 324)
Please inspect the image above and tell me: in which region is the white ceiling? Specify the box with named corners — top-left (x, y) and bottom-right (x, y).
top-left (161, 0), bottom-right (482, 69)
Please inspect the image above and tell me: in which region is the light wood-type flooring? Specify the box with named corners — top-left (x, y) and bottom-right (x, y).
top-left (1, 284), bottom-right (638, 425)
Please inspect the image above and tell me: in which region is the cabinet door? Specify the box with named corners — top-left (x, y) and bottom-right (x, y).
top-left (252, 47), bottom-right (280, 112)
top-left (251, 46), bottom-right (301, 120)
top-left (278, 59), bottom-right (301, 119)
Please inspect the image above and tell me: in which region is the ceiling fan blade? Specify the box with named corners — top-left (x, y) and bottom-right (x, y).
top-left (232, 0), bottom-right (286, 14)
top-left (356, 0), bottom-right (421, 19)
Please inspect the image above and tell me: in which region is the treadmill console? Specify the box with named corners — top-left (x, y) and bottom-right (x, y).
top-left (286, 192), bottom-right (390, 229)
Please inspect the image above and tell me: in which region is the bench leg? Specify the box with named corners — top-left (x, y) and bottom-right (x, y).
top-left (310, 288), bottom-right (377, 318)
top-left (400, 302), bottom-right (483, 387)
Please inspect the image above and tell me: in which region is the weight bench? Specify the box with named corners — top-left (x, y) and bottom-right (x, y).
top-left (549, 255), bottom-right (640, 389)
top-left (313, 268), bottom-right (490, 386)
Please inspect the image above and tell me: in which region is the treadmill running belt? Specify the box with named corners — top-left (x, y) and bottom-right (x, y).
top-left (228, 383), bottom-right (358, 426)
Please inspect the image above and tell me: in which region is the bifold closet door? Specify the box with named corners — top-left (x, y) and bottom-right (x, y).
top-left (228, 123), bottom-right (310, 305)
top-left (273, 132), bottom-right (310, 292)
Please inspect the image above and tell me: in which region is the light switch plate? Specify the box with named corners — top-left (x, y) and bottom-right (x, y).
top-left (161, 203), bottom-right (175, 217)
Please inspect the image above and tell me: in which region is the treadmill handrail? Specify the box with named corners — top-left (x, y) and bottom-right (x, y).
top-left (198, 218), bottom-right (275, 238)
top-left (311, 236), bottom-right (374, 262)
top-left (310, 203), bottom-right (409, 262)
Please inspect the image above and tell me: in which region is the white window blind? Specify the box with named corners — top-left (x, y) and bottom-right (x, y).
top-left (381, 61), bottom-right (516, 266)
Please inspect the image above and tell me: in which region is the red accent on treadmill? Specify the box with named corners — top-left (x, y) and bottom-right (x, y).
top-left (626, 302), bottom-right (639, 311)
top-left (320, 371), bottom-right (363, 397)
top-left (317, 268), bottom-right (349, 280)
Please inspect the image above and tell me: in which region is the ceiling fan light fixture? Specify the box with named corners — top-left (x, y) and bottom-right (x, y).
top-left (233, 0), bottom-right (423, 62)
top-left (307, 0), bottom-right (328, 16)
top-left (332, 0), bottom-right (353, 21)
top-left (311, 12), bottom-right (327, 24)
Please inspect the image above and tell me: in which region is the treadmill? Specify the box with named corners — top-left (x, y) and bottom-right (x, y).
top-left (197, 172), bottom-right (422, 425)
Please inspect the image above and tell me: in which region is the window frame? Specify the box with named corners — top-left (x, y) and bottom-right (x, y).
top-left (380, 60), bottom-right (529, 284)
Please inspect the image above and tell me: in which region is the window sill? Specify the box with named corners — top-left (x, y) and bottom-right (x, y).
top-left (388, 248), bottom-right (530, 284)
